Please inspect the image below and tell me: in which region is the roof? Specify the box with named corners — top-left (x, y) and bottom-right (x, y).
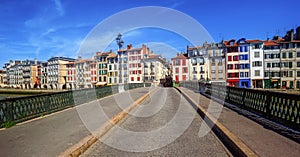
top-left (96, 52), bottom-right (111, 56)
top-left (171, 54), bottom-right (188, 60)
top-left (75, 59), bottom-right (94, 64)
top-left (223, 39), bottom-right (238, 47)
top-left (107, 52), bottom-right (117, 58)
top-left (279, 40), bottom-right (300, 43)
top-left (148, 54), bottom-right (162, 59)
top-left (187, 46), bottom-right (204, 51)
top-left (246, 39), bottom-right (263, 43)
top-left (48, 57), bottom-right (76, 62)
top-left (263, 40), bottom-right (279, 46)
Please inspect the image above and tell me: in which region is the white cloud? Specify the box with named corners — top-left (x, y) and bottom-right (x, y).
top-left (53, 0), bottom-right (65, 16)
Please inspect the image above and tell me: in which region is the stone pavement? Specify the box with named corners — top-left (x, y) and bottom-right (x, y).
top-left (81, 88), bottom-right (230, 156)
top-left (0, 87), bottom-right (151, 157)
top-left (180, 87), bottom-right (300, 157)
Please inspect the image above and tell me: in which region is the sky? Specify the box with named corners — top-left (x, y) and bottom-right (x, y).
top-left (0, 0), bottom-right (300, 66)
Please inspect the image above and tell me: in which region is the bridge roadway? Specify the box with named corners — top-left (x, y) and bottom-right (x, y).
top-left (81, 87), bottom-right (230, 156)
top-left (0, 87), bottom-right (152, 157)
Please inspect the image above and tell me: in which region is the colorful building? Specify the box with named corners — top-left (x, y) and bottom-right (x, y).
top-left (172, 53), bottom-right (189, 82)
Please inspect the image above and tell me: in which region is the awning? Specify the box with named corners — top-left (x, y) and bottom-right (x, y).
top-left (96, 82), bottom-right (107, 86)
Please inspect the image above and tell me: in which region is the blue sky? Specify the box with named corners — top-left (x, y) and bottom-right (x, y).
top-left (1, 0), bottom-right (299, 66)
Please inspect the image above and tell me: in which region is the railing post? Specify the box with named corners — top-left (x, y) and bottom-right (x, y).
top-left (242, 88), bottom-right (246, 107)
top-left (8, 99), bottom-right (14, 122)
top-left (265, 91), bottom-right (271, 118)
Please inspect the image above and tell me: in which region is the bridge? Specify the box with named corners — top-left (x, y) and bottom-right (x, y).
top-left (0, 83), bottom-right (299, 156)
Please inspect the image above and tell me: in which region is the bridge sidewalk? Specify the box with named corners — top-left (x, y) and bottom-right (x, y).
top-left (0, 87), bottom-right (151, 157)
top-left (180, 87), bottom-right (300, 157)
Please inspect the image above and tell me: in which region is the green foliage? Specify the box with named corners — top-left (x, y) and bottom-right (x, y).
top-left (1, 121), bottom-right (16, 128)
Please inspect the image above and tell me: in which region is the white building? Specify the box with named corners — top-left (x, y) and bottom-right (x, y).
top-left (142, 54), bottom-right (170, 85)
top-left (75, 59), bottom-right (95, 89)
top-left (187, 45), bottom-right (208, 81)
top-left (107, 52), bottom-right (119, 85)
top-left (249, 40), bottom-right (264, 88)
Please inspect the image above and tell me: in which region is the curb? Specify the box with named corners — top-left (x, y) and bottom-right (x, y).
top-left (58, 88), bottom-right (157, 157)
top-left (175, 87), bottom-right (258, 157)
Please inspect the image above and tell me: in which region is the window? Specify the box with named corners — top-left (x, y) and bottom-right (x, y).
top-left (240, 72), bottom-right (244, 77)
top-left (182, 59), bottom-right (186, 66)
top-left (297, 71), bottom-right (300, 77)
top-left (233, 56), bottom-right (239, 61)
top-left (252, 61), bottom-right (262, 67)
top-left (245, 72), bottom-right (249, 77)
top-left (289, 71), bottom-right (293, 77)
top-left (240, 46), bottom-right (244, 52)
top-left (239, 55), bottom-right (244, 60)
top-left (245, 46), bottom-right (248, 52)
top-left (255, 70), bottom-right (260, 76)
top-left (175, 68), bottom-right (179, 73)
top-left (174, 75), bottom-right (178, 81)
top-left (182, 75), bottom-right (186, 81)
top-left (182, 67), bottom-right (188, 73)
top-left (289, 62), bottom-right (293, 68)
top-left (235, 64), bottom-right (240, 69)
top-left (131, 77), bottom-right (134, 81)
top-left (290, 81), bottom-right (294, 88)
top-left (254, 52), bottom-right (260, 58)
top-left (282, 52), bottom-right (286, 58)
top-left (289, 52), bottom-right (293, 58)
top-left (218, 59), bottom-right (222, 66)
top-left (267, 63), bottom-right (271, 68)
top-left (137, 77), bottom-right (140, 81)
top-left (298, 62), bottom-right (300, 67)
top-left (228, 56), bottom-right (232, 61)
top-left (227, 64), bottom-right (233, 69)
top-left (254, 44), bottom-right (261, 49)
top-left (297, 52), bottom-right (300, 58)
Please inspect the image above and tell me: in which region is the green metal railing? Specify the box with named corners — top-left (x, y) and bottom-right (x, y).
top-left (184, 82), bottom-right (300, 131)
top-left (0, 83), bottom-right (151, 127)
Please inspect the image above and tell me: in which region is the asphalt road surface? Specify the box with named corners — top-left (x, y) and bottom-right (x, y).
top-left (82, 88), bottom-right (230, 156)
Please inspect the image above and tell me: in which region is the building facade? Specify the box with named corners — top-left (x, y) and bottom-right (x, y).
top-left (128, 44), bottom-right (150, 83)
top-left (107, 52), bottom-right (119, 85)
top-left (279, 28), bottom-right (300, 89)
top-left (143, 54), bottom-right (169, 85)
top-left (207, 43), bottom-right (226, 85)
top-left (249, 40), bottom-right (264, 88)
top-left (187, 45), bottom-right (207, 81)
top-left (96, 52), bottom-right (110, 84)
top-left (172, 53), bottom-right (189, 82)
top-left (263, 40), bottom-right (281, 88)
top-left (47, 57), bottom-right (76, 89)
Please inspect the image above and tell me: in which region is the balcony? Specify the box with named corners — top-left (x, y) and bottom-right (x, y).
top-left (192, 71), bottom-right (197, 74)
top-left (200, 71), bottom-right (205, 74)
top-left (150, 72), bottom-right (155, 75)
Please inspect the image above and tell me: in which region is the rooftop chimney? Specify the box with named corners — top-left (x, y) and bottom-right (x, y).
top-left (296, 26), bottom-right (300, 40)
